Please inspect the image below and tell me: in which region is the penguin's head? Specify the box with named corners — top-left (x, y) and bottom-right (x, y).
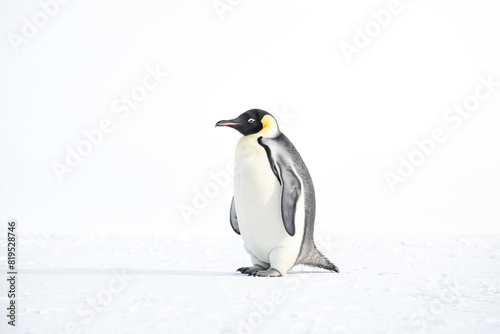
top-left (215, 109), bottom-right (279, 136)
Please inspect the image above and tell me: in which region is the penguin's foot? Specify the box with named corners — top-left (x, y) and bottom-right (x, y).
top-left (237, 265), bottom-right (266, 275)
top-left (250, 268), bottom-right (282, 277)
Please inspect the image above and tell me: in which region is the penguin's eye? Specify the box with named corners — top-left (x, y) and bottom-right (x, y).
top-left (248, 118), bottom-right (255, 124)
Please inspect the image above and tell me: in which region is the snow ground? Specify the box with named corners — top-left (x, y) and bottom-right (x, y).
top-left (1, 233), bottom-right (499, 334)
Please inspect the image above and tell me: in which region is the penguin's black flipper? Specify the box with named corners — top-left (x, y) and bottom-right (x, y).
top-left (230, 196), bottom-right (240, 235)
top-left (258, 136), bottom-right (302, 237)
top-left (278, 164), bottom-right (302, 236)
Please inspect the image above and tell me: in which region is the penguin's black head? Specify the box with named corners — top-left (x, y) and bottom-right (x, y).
top-left (215, 109), bottom-right (275, 136)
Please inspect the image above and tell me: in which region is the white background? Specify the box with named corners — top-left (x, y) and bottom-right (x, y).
top-left (1, 0), bottom-right (499, 235)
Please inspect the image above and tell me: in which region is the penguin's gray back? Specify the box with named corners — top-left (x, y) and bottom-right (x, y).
top-left (273, 134), bottom-right (316, 261)
top-left (272, 133), bottom-right (338, 271)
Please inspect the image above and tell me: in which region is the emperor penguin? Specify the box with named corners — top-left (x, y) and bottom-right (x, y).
top-left (216, 109), bottom-right (339, 277)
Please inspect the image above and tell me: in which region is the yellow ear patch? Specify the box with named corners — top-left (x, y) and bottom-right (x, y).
top-left (260, 115), bottom-right (272, 132)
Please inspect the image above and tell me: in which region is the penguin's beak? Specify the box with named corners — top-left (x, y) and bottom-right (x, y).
top-left (215, 120), bottom-right (240, 127)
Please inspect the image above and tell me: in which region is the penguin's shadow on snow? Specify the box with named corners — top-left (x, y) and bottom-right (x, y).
top-left (19, 268), bottom-right (234, 277)
top-left (19, 268), bottom-right (332, 277)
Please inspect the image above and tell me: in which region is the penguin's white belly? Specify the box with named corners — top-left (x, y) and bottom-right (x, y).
top-left (234, 135), bottom-right (304, 264)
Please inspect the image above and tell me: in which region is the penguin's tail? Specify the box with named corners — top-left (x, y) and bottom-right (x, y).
top-left (303, 245), bottom-right (340, 273)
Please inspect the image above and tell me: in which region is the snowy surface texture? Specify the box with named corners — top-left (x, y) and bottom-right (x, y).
top-left (1, 233), bottom-right (499, 334)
